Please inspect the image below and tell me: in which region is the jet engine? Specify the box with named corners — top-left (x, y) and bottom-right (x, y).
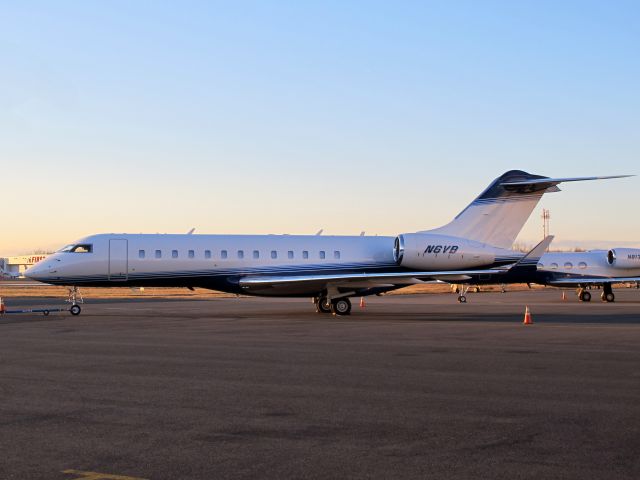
top-left (394, 233), bottom-right (496, 270)
top-left (606, 248), bottom-right (640, 269)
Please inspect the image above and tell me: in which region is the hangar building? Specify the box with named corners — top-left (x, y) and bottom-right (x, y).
top-left (0, 254), bottom-right (49, 278)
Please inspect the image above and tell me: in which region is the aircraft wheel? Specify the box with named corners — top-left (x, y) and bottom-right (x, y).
top-left (331, 298), bottom-right (351, 316)
top-left (43, 310), bottom-right (49, 316)
top-left (602, 292), bottom-right (615, 303)
top-left (579, 291), bottom-right (591, 302)
top-left (315, 297), bottom-right (331, 314)
top-left (70, 305), bottom-right (82, 316)
top-left (458, 295), bottom-right (467, 303)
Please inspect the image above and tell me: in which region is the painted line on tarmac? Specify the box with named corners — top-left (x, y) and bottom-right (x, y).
top-left (62, 469), bottom-right (148, 480)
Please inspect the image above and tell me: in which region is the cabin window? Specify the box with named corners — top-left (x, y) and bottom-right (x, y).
top-left (564, 262), bottom-right (573, 269)
top-left (319, 251), bottom-right (326, 259)
top-left (172, 250), bottom-right (178, 259)
top-left (205, 250), bottom-right (211, 259)
top-left (238, 250), bottom-right (244, 259)
top-left (253, 250), bottom-right (260, 259)
top-left (578, 262), bottom-right (587, 269)
top-left (138, 250), bottom-right (145, 259)
top-left (155, 250), bottom-right (162, 259)
top-left (288, 250), bottom-right (294, 259)
top-left (221, 250), bottom-right (228, 259)
top-left (188, 250), bottom-right (195, 259)
top-left (271, 250), bottom-right (277, 259)
top-left (334, 250), bottom-right (340, 260)
top-left (551, 263), bottom-right (558, 269)
top-left (303, 250), bottom-right (309, 259)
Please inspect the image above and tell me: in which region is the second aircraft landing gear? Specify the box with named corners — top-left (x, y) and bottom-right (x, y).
top-left (601, 283), bottom-right (615, 303)
top-left (577, 288), bottom-right (591, 302)
top-left (457, 285), bottom-right (471, 303)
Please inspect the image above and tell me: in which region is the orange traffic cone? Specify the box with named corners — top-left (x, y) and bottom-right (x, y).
top-left (0, 297), bottom-right (5, 315)
top-left (523, 305), bottom-right (533, 325)
top-left (359, 297), bottom-right (365, 308)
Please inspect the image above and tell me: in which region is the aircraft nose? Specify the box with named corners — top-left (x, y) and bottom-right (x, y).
top-left (25, 264), bottom-right (49, 281)
top-left (24, 265), bottom-right (41, 280)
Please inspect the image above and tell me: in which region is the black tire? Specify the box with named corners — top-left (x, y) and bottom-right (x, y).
top-left (602, 292), bottom-right (615, 303)
top-left (43, 310), bottom-right (49, 316)
top-left (70, 305), bottom-right (81, 316)
top-left (458, 295), bottom-right (467, 303)
top-left (581, 291), bottom-right (591, 302)
top-left (331, 298), bottom-right (351, 316)
top-left (315, 297), bottom-right (331, 314)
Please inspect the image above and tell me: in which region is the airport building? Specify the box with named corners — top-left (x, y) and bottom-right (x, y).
top-left (0, 254), bottom-right (49, 278)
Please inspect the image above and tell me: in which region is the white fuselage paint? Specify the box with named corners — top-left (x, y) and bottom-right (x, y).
top-left (26, 233), bottom-right (398, 294)
top-left (537, 250), bottom-right (640, 279)
top-left (24, 232), bottom-right (518, 296)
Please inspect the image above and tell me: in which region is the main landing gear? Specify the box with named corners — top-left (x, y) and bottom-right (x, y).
top-left (601, 283), bottom-right (615, 303)
top-left (314, 296), bottom-right (352, 316)
top-left (577, 284), bottom-right (615, 303)
top-left (577, 288), bottom-right (591, 302)
top-left (67, 286), bottom-right (83, 315)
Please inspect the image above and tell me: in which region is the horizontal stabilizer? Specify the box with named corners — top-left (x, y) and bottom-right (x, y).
top-left (501, 175), bottom-right (633, 187)
top-left (427, 171), bottom-right (632, 249)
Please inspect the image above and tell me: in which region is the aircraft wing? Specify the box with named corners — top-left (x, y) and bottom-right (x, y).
top-left (238, 239), bottom-right (562, 293)
top-left (238, 268), bottom-right (509, 293)
top-left (545, 276), bottom-right (640, 287)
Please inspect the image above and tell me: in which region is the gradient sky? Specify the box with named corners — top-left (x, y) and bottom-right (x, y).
top-left (1, 1), bottom-right (638, 255)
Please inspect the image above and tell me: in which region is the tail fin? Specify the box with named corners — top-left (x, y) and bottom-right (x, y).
top-left (425, 170), bottom-right (631, 249)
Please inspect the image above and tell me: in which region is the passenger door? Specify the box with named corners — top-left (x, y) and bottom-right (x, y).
top-left (108, 239), bottom-right (128, 281)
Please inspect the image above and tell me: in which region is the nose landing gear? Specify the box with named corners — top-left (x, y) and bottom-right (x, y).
top-left (67, 287), bottom-right (84, 315)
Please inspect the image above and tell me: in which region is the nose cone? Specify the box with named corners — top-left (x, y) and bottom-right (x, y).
top-left (25, 263), bottom-right (51, 282)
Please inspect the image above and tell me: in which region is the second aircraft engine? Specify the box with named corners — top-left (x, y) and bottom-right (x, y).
top-left (606, 248), bottom-right (640, 269)
top-left (394, 233), bottom-right (496, 270)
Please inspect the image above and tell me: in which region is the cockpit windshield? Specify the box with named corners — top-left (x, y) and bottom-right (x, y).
top-left (58, 244), bottom-right (93, 253)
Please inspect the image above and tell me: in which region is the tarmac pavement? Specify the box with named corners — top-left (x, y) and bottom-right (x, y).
top-left (0, 290), bottom-right (639, 479)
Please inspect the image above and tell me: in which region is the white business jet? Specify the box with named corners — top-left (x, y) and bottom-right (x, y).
top-left (536, 248), bottom-right (640, 302)
top-left (25, 171), bottom-right (630, 316)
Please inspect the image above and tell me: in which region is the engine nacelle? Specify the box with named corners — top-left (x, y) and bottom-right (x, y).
top-left (606, 248), bottom-right (640, 269)
top-left (394, 233), bottom-right (496, 270)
